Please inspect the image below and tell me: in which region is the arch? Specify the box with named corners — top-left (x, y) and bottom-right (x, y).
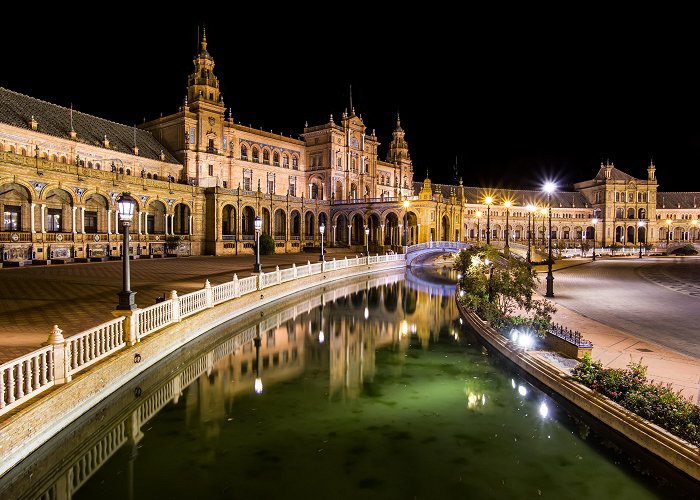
top-left (153, 174), bottom-right (158, 181)
top-left (626, 225), bottom-right (635, 244)
top-left (43, 187), bottom-right (75, 233)
top-left (638, 225), bottom-right (646, 244)
top-left (173, 203), bottom-right (191, 235)
top-left (49, 154), bottom-right (57, 162)
top-left (252, 147), bottom-right (260, 163)
top-left (241, 206), bottom-right (256, 237)
top-left (83, 192), bottom-right (110, 234)
top-left (440, 215), bottom-right (450, 241)
top-left (60, 155), bottom-right (67, 164)
top-left (349, 183), bottom-right (358, 200)
top-left (292, 155), bottom-right (299, 169)
top-left (240, 144), bottom-right (248, 160)
top-left (126, 169), bottom-right (131, 176)
top-left (627, 207), bottom-right (635, 219)
top-left (334, 213), bottom-right (348, 245)
top-left (367, 213), bottom-right (381, 250)
top-left (638, 207), bottom-right (646, 219)
top-left (147, 173), bottom-right (152, 179)
top-left (146, 200), bottom-right (167, 234)
top-left (282, 154), bottom-right (289, 168)
top-left (274, 208), bottom-right (286, 238)
top-left (273, 151), bottom-right (280, 167)
top-left (222, 204), bottom-right (236, 237)
top-left (290, 210), bottom-right (301, 238)
top-left (304, 211), bottom-right (315, 239)
top-left (262, 148), bottom-right (270, 165)
top-left (351, 214), bottom-right (364, 245)
top-left (95, 163), bottom-right (101, 170)
top-left (0, 182), bottom-right (33, 232)
top-left (335, 180), bottom-right (344, 201)
top-left (319, 212), bottom-right (328, 228)
top-left (19, 147), bottom-right (27, 156)
top-left (615, 225), bottom-right (624, 244)
top-left (262, 207), bottom-right (271, 235)
top-left (384, 212), bottom-right (400, 246)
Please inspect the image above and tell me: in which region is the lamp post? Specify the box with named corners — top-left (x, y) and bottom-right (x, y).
top-left (526, 204), bottom-right (535, 264)
top-left (543, 182), bottom-right (555, 298)
top-left (475, 210), bottom-right (482, 244)
top-left (693, 219), bottom-right (698, 242)
top-left (364, 226), bottom-right (370, 255)
top-left (116, 192), bottom-right (137, 310)
top-left (403, 199), bottom-right (410, 253)
top-left (319, 223), bottom-right (325, 261)
top-left (253, 215), bottom-right (262, 273)
top-left (485, 196), bottom-right (493, 245)
top-left (637, 220), bottom-right (645, 258)
top-left (666, 219), bottom-right (672, 248)
top-left (503, 200), bottom-right (511, 256)
top-left (540, 208), bottom-right (547, 247)
top-left (591, 218), bottom-right (598, 261)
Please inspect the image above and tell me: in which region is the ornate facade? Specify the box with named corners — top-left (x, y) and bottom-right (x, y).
top-left (1, 31), bottom-right (698, 266)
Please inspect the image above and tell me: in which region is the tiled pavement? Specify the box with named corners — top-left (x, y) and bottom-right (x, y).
top-left (0, 251), bottom-right (358, 364)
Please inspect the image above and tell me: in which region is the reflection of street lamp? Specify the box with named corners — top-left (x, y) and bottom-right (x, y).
top-left (364, 226), bottom-right (370, 255)
top-left (666, 218), bottom-right (672, 248)
top-left (591, 218), bottom-right (598, 261)
top-left (543, 182), bottom-right (556, 298)
top-left (475, 210), bottom-right (482, 244)
top-left (637, 220), bottom-right (645, 258)
top-left (403, 199), bottom-right (410, 252)
top-left (319, 223), bottom-right (325, 261)
top-left (540, 208), bottom-right (547, 247)
top-left (116, 192), bottom-right (137, 310)
top-left (253, 334), bottom-right (263, 394)
top-left (503, 200), bottom-right (511, 255)
top-left (485, 258), bottom-right (495, 302)
top-left (485, 196), bottom-right (493, 245)
top-left (693, 219), bottom-right (698, 242)
top-left (253, 215), bottom-right (262, 273)
top-left (526, 204), bottom-right (536, 264)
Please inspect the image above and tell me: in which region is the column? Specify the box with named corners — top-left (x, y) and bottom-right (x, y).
top-left (189, 215), bottom-right (193, 235)
top-left (170, 214), bottom-right (175, 235)
top-left (40, 204), bottom-right (46, 233)
top-left (71, 206), bottom-right (77, 234)
top-left (30, 203), bottom-right (36, 233)
top-left (144, 211), bottom-right (149, 236)
top-left (107, 209), bottom-right (112, 235)
top-left (164, 214), bottom-right (169, 235)
top-left (347, 225), bottom-right (352, 246)
top-left (81, 207), bottom-right (86, 233)
top-left (137, 212), bottom-right (142, 235)
top-left (332, 225), bottom-right (336, 246)
top-left (114, 211), bottom-right (119, 235)
top-left (380, 224), bottom-right (385, 247)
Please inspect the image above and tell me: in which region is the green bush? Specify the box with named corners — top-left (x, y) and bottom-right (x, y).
top-left (572, 354), bottom-right (700, 446)
top-left (258, 234), bottom-right (275, 255)
top-left (670, 244), bottom-right (698, 256)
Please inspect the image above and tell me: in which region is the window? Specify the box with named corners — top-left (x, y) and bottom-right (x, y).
top-left (289, 176), bottom-right (296, 197)
top-left (241, 145), bottom-right (248, 160)
top-left (189, 127), bottom-right (195, 145)
top-left (273, 152), bottom-right (280, 167)
top-left (47, 208), bottom-right (62, 232)
top-left (292, 156), bottom-right (298, 169)
top-left (84, 211), bottom-right (98, 233)
top-left (208, 138), bottom-right (215, 151)
top-left (336, 156), bottom-right (341, 169)
top-left (628, 192), bottom-right (634, 202)
top-left (252, 148), bottom-right (259, 162)
top-left (627, 208), bottom-right (635, 219)
top-left (616, 208), bottom-right (623, 218)
top-left (263, 150), bottom-right (270, 165)
top-left (3, 205), bottom-right (20, 231)
top-left (283, 154), bottom-right (289, 168)
top-left (208, 164), bottom-right (214, 176)
top-left (267, 173), bottom-right (275, 194)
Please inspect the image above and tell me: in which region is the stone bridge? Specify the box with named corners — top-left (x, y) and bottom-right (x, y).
top-left (405, 241), bottom-right (471, 267)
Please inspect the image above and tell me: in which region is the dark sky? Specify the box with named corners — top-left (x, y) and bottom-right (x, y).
top-left (2, 9), bottom-right (699, 193)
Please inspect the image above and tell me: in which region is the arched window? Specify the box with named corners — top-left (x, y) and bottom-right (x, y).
top-left (263, 150), bottom-right (270, 165)
top-left (615, 208), bottom-right (623, 218)
top-left (627, 208), bottom-right (635, 219)
top-left (95, 163), bottom-right (101, 170)
top-left (638, 208), bottom-right (646, 219)
top-left (126, 169), bottom-right (131, 176)
top-left (153, 174), bottom-right (159, 180)
top-left (60, 156), bottom-right (67, 163)
top-left (241, 145), bottom-right (248, 161)
top-left (273, 152), bottom-right (280, 166)
top-left (252, 148), bottom-right (259, 162)
top-left (283, 154), bottom-right (289, 168)
top-left (292, 156), bottom-right (298, 169)
top-left (337, 156), bottom-right (341, 168)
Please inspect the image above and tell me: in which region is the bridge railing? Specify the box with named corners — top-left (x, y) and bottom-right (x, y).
top-left (0, 252), bottom-right (405, 417)
top-left (407, 241), bottom-right (470, 253)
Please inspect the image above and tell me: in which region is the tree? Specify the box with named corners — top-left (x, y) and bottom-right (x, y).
top-left (259, 234), bottom-right (275, 255)
top-left (580, 240), bottom-right (590, 257)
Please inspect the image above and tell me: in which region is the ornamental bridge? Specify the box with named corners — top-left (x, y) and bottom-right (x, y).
top-left (405, 241), bottom-right (471, 267)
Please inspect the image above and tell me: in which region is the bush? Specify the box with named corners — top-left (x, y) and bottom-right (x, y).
top-left (258, 234), bottom-right (275, 255)
top-left (670, 244), bottom-right (698, 256)
top-left (572, 354), bottom-right (700, 446)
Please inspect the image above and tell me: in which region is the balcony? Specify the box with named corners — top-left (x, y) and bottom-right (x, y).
top-left (206, 147), bottom-right (218, 154)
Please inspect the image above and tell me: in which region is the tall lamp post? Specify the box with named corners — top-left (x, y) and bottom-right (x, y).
top-left (526, 204), bottom-right (535, 264)
top-left (484, 196), bottom-right (493, 245)
top-left (540, 208), bottom-right (547, 247)
top-left (591, 218), bottom-right (598, 261)
top-left (364, 226), bottom-right (370, 255)
top-left (116, 192), bottom-right (137, 310)
top-left (253, 215), bottom-right (262, 273)
top-left (637, 220), bottom-right (645, 258)
top-left (475, 210), bottom-right (482, 244)
top-left (403, 199), bottom-right (410, 253)
top-left (319, 223), bottom-right (325, 261)
top-left (503, 200), bottom-right (511, 256)
top-left (666, 219), bottom-right (672, 249)
top-left (543, 182), bottom-right (556, 298)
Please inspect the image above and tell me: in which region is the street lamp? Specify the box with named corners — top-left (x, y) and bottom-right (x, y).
top-left (503, 200), bottom-right (511, 256)
top-left (253, 215), bottom-right (262, 273)
top-left (484, 196), bottom-right (493, 245)
top-left (637, 220), bottom-right (645, 258)
top-left (116, 192), bottom-right (137, 310)
top-left (666, 218), bottom-right (672, 248)
top-left (540, 208), bottom-right (547, 248)
top-left (591, 218), bottom-right (598, 261)
top-left (319, 223), bottom-right (325, 261)
top-left (364, 226), bottom-right (370, 255)
top-left (475, 210), bottom-right (482, 244)
top-left (543, 182), bottom-right (556, 298)
top-left (526, 204), bottom-right (536, 264)
top-left (403, 199), bottom-right (410, 252)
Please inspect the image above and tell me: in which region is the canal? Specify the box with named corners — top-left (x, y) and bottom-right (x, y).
top-left (1, 268), bottom-right (696, 499)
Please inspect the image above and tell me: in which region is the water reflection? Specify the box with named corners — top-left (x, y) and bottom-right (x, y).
top-left (0, 268), bottom-right (691, 500)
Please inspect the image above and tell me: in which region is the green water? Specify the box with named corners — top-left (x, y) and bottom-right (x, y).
top-left (12, 271), bottom-right (696, 499)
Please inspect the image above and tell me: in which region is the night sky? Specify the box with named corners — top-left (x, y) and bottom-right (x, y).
top-left (2, 9), bottom-right (699, 193)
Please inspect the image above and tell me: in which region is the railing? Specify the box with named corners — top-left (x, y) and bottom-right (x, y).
top-left (547, 322), bottom-right (593, 348)
top-left (0, 253), bottom-right (405, 417)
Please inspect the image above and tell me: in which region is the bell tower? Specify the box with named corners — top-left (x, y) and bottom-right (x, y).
top-left (187, 27), bottom-right (224, 111)
top-left (386, 114), bottom-right (414, 197)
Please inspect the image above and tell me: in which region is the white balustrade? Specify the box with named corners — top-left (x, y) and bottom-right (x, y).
top-left (180, 289), bottom-right (208, 319)
top-left (67, 317), bottom-right (126, 376)
top-left (279, 267), bottom-right (295, 282)
top-left (0, 345), bottom-right (54, 416)
top-left (238, 276), bottom-right (258, 295)
top-left (212, 281), bottom-right (236, 304)
top-left (136, 300), bottom-right (173, 339)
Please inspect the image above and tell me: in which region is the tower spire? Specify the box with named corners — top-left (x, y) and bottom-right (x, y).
top-left (201, 24), bottom-right (207, 52)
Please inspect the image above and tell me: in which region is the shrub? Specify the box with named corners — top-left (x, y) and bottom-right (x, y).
top-left (670, 244), bottom-right (698, 256)
top-left (258, 234), bottom-right (275, 255)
